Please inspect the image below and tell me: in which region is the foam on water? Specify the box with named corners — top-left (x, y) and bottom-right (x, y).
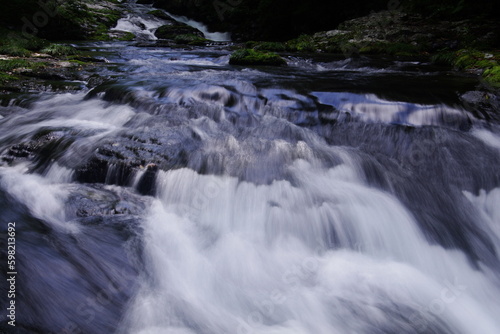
top-left (473, 128), bottom-right (500, 151)
top-left (312, 92), bottom-right (470, 126)
top-left (121, 159), bottom-right (500, 334)
top-left (0, 165), bottom-right (78, 232)
top-left (163, 11), bottom-right (231, 42)
top-left (113, 14), bottom-right (168, 40)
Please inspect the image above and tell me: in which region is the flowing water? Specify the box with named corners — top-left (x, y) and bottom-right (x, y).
top-left (1, 4), bottom-right (500, 334)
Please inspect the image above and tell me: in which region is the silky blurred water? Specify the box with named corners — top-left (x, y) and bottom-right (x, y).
top-left (1, 8), bottom-right (500, 333)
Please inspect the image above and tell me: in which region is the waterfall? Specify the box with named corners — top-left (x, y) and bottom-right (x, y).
top-left (111, 1), bottom-right (231, 41)
top-left (163, 11), bottom-right (232, 42)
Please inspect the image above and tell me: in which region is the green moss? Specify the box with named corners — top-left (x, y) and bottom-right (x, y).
top-left (0, 28), bottom-right (49, 56)
top-left (0, 72), bottom-right (18, 82)
top-left (454, 49), bottom-right (484, 69)
top-left (0, 59), bottom-right (31, 71)
top-left (434, 49), bottom-right (500, 70)
top-left (229, 49), bottom-right (286, 66)
top-left (286, 34), bottom-right (316, 52)
top-left (68, 59), bottom-right (86, 66)
top-left (117, 32), bottom-right (135, 41)
top-left (475, 60), bottom-right (497, 69)
top-left (89, 23), bottom-right (113, 41)
top-left (431, 52), bottom-right (456, 66)
top-left (41, 44), bottom-right (79, 57)
top-left (95, 8), bottom-right (121, 22)
top-left (431, 49), bottom-right (500, 87)
top-left (155, 25), bottom-right (200, 39)
top-left (155, 25), bottom-right (176, 39)
top-left (0, 46), bottom-right (31, 57)
top-left (483, 66), bottom-right (500, 88)
top-left (174, 34), bottom-right (208, 45)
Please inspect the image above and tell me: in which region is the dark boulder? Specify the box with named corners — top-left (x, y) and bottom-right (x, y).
top-left (154, 24), bottom-right (203, 40)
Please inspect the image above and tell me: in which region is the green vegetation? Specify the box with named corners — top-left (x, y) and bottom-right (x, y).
top-left (0, 1), bottom-right (124, 41)
top-left (41, 44), bottom-right (79, 57)
top-left (286, 35), bottom-right (316, 52)
top-left (0, 59), bottom-right (32, 72)
top-left (431, 49), bottom-right (500, 88)
top-left (229, 49), bottom-right (286, 66)
top-left (174, 34), bottom-right (208, 46)
top-left (0, 46), bottom-right (32, 57)
top-left (0, 28), bottom-right (48, 57)
top-left (432, 49), bottom-right (499, 69)
top-left (483, 66), bottom-right (500, 88)
top-left (0, 72), bottom-right (18, 83)
top-left (431, 52), bottom-right (457, 66)
top-left (117, 32), bottom-right (136, 41)
top-left (0, 59), bottom-right (48, 76)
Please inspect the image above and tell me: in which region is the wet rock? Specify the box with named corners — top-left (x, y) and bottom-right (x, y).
top-left (154, 24), bottom-right (203, 40)
top-left (229, 49), bottom-right (287, 66)
top-left (74, 124), bottom-right (201, 192)
top-left (460, 90), bottom-right (500, 123)
top-left (136, 164), bottom-right (159, 196)
top-left (65, 184), bottom-right (150, 219)
top-left (0, 130), bottom-right (67, 167)
top-left (312, 11), bottom-right (500, 56)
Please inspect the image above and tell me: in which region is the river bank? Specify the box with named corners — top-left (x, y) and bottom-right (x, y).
top-left (2, 2), bottom-right (499, 97)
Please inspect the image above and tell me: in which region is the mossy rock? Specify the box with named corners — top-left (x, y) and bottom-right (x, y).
top-left (0, 59), bottom-right (31, 72)
top-left (475, 60), bottom-right (497, 69)
top-left (0, 72), bottom-right (18, 83)
top-left (286, 34), bottom-right (317, 52)
top-left (229, 49), bottom-right (286, 66)
top-left (0, 59), bottom-right (47, 72)
top-left (155, 24), bottom-right (202, 40)
top-left (41, 44), bottom-right (78, 57)
top-left (174, 34), bottom-right (208, 45)
top-left (437, 49), bottom-right (500, 70)
top-left (0, 46), bottom-right (31, 57)
top-left (0, 28), bottom-right (48, 56)
top-left (483, 66), bottom-right (500, 88)
top-left (112, 31), bottom-right (136, 41)
top-left (455, 51), bottom-right (483, 69)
